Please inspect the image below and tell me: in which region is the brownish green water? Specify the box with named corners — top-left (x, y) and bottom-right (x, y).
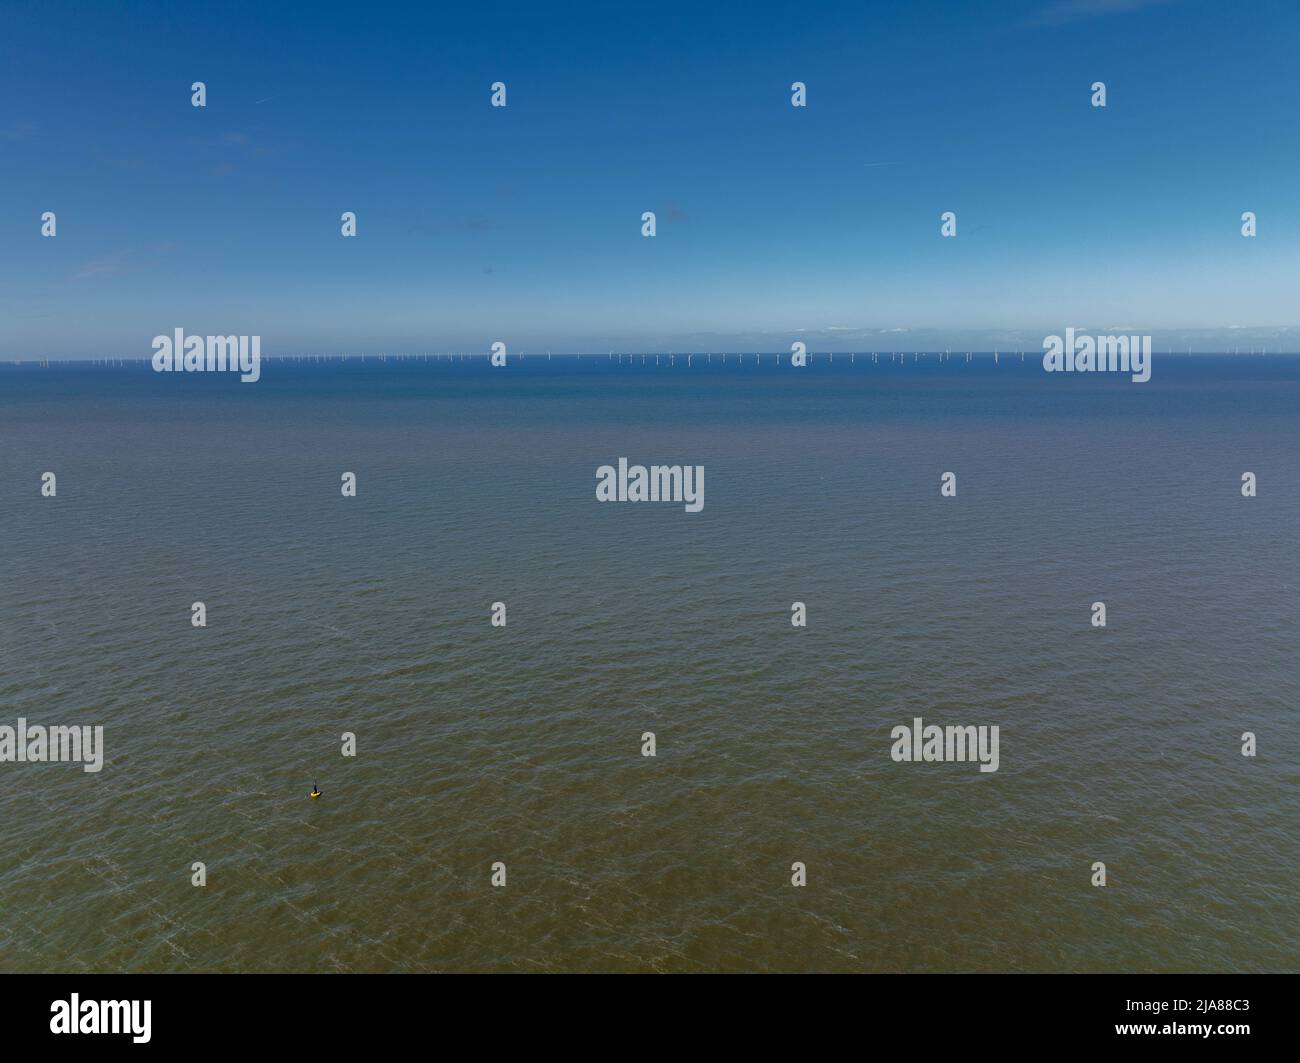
top-left (2, 356), bottom-right (1296, 972)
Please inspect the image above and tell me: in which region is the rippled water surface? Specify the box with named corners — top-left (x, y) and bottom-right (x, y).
top-left (2, 355), bottom-right (1297, 972)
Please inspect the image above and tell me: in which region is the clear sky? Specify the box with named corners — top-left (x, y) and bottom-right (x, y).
top-left (3, 0), bottom-right (1299, 357)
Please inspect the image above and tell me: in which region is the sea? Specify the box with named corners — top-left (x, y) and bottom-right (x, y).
top-left (1, 352), bottom-right (1297, 972)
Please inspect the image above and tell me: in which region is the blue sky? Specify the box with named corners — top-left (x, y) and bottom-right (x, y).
top-left (3, 0), bottom-right (1299, 357)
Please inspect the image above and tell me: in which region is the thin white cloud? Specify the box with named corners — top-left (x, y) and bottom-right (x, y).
top-left (72, 251), bottom-right (131, 279)
top-left (0, 121), bottom-right (37, 141)
top-left (1023, 0), bottom-right (1177, 29)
